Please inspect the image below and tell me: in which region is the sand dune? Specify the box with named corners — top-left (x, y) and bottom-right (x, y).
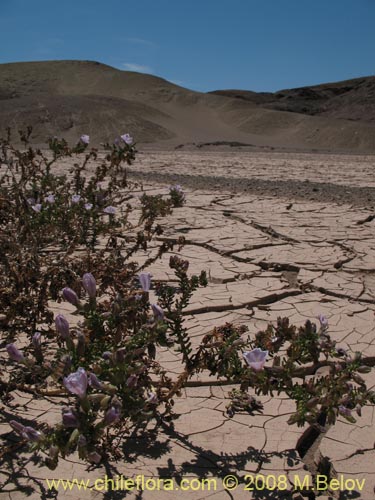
top-left (1, 60), bottom-right (375, 152)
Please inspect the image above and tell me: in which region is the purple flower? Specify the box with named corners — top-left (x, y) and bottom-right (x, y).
top-left (26, 197), bottom-right (36, 205)
top-left (55, 314), bottom-right (70, 340)
top-left (6, 344), bottom-right (24, 362)
top-left (138, 272), bottom-right (152, 292)
top-left (45, 194), bottom-right (55, 204)
top-left (80, 134), bottom-right (90, 145)
top-left (32, 332), bottom-right (41, 349)
top-left (170, 184), bottom-right (183, 192)
top-left (31, 203), bottom-right (42, 212)
top-left (88, 372), bottom-right (103, 390)
top-left (126, 374), bottom-right (138, 388)
top-left (10, 421), bottom-right (43, 442)
top-left (84, 202), bottom-right (93, 210)
top-left (10, 420), bottom-right (26, 434)
top-left (103, 205), bottom-right (116, 215)
top-left (87, 451), bottom-right (102, 464)
top-left (338, 405), bottom-right (352, 418)
top-left (82, 273), bottom-right (96, 298)
top-left (151, 304), bottom-right (164, 320)
top-left (102, 351), bottom-right (113, 361)
top-left (22, 426), bottom-right (43, 441)
top-left (63, 367), bottom-right (88, 398)
top-left (243, 348), bottom-right (268, 371)
top-left (120, 133), bottom-right (133, 145)
top-left (62, 407), bottom-right (80, 428)
top-left (62, 287), bottom-right (80, 306)
top-left (104, 406), bottom-right (121, 426)
top-left (146, 392), bottom-right (158, 405)
top-left (318, 314), bottom-right (328, 328)
top-left (71, 194), bottom-right (81, 204)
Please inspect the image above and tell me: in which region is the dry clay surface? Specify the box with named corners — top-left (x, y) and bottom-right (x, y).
top-left (1, 151), bottom-right (375, 500)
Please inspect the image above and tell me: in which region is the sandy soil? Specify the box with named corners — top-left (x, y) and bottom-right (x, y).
top-left (1, 151), bottom-right (374, 500)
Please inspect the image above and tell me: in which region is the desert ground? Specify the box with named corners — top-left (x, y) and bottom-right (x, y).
top-left (1, 149), bottom-right (375, 500)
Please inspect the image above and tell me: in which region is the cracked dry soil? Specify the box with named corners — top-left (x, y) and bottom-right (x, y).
top-left (1, 150), bottom-right (375, 500)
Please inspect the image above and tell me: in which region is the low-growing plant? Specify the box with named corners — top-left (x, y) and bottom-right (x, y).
top-left (1, 129), bottom-right (374, 471)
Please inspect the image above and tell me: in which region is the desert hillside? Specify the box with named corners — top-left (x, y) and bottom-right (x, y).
top-left (210, 76), bottom-right (375, 123)
top-left (1, 60), bottom-right (375, 152)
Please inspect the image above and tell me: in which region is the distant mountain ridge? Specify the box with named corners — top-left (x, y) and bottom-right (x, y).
top-left (0, 60), bottom-right (374, 152)
top-left (209, 76), bottom-right (375, 123)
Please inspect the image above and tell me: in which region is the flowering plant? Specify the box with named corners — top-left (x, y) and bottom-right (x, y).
top-left (1, 129), bottom-right (374, 472)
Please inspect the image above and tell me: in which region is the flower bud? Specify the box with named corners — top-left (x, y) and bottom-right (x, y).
top-left (138, 272), bottom-right (152, 292)
top-left (82, 273), bottom-right (96, 298)
top-left (357, 365), bottom-right (371, 374)
top-left (100, 395), bottom-right (112, 410)
top-left (87, 451), bottom-right (101, 464)
top-left (151, 304), bottom-right (164, 320)
top-left (6, 344), bottom-right (24, 363)
top-left (55, 314), bottom-right (70, 340)
top-left (62, 287), bottom-right (80, 307)
top-left (88, 372), bottom-right (103, 390)
top-left (32, 332), bottom-right (42, 349)
top-left (76, 331), bottom-right (86, 357)
top-left (62, 407), bottom-right (80, 428)
top-left (104, 406), bottom-right (121, 426)
top-left (126, 374), bottom-right (138, 388)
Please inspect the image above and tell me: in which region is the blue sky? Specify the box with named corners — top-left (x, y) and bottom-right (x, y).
top-left (1, 0), bottom-right (374, 92)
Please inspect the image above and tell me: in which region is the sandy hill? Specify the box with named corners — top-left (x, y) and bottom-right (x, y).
top-left (1, 60), bottom-right (375, 152)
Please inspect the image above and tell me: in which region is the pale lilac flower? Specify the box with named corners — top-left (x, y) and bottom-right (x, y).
top-left (243, 348), bottom-right (268, 371)
top-left (126, 374), bottom-right (138, 388)
top-left (146, 392), bottom-right (158, 404)
top-left (22, 426), bottom-right (43, 441)
top-left (338, 405), bottom-right (352, 418)
top-left (170, 184), bottom-right (183, 192)
top-left (318, 314), bottom-right (328, 328)
top-left (71, 194), bottom-right (81, 204)
top-left (10, 421), bottom-right (43, 442)
top-left (104, 406), bottom-right (121, 426)
top-left (80, 134), bottom-right (90, 145)
top-left (45, 194), bottom-right (55, 204)
top-left (82, 273), bottom-right (96, 298)
top-left (84, 202), bottom-right (93, 210)
top-left (9, 420), bottom-right (26, 434)
top-left (138, 272), bottom-right (152, 292)
top-left (55, 314), bottom-right (70, 340)
top-left (26, 197), bottom-right (36, 205)
top-left (103, 205), bottom-right (116, 215)
top-left (151, 304), bottom-right (164, 320)
top-left (88, 372), bottom-right (103, 390)
top-left (62, 287), bottom-right (80, 306)
top-left (62, 407), bottom-right (80, 428)
top-left (87, 451), bottom-right (102, 464)
top-left (6, 344), bottom-right (24, 362)
top-left (63, 367), bottom-right (88, 398)
top-left (32, 203), bottom-right (42, 212)
top-left (32, 332), bottom-right (41, 349)
top-left (120, 133), bottom-right (133, 145)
